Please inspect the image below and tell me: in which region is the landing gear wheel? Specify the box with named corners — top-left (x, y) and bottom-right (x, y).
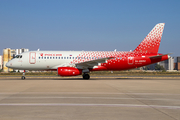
top-left (21, 76), bottom-right (26, 80)
top-left (83, 73), bottom-right (90, 79)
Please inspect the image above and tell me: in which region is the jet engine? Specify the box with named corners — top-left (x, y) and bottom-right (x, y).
top-left (57, 67), bottom-right (82, 76)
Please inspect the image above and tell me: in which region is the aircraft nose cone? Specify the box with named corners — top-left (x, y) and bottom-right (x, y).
top-left (6, 62), bottom-right (11, 67)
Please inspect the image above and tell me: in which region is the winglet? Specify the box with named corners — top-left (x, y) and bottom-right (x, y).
top-left (134, 23), bottom-right (165, 54)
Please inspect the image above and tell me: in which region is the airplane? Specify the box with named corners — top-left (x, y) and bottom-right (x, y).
top-left (6, 23), bottom-right (170, 80)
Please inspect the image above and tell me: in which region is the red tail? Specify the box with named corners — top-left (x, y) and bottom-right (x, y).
top-left (134, 23), bottom-right (165, 54)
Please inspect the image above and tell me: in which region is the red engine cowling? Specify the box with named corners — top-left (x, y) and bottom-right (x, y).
top-left (57, 67), bottom-right (82, 76)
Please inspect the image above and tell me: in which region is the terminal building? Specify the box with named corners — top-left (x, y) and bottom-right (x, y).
top-left (2, 48), bottom-right (29, 72)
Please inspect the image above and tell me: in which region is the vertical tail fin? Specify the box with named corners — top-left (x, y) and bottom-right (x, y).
top-left (133, 23), bottom-right (165, 54)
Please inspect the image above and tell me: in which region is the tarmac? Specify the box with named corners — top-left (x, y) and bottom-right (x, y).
top-left (0, 76), bottom-right (180, 120)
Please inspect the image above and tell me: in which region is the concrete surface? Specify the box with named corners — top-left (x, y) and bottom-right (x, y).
top-left (0, 77), bottom-right (180, 120)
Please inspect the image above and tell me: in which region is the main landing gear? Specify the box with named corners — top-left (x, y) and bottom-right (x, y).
top-left (83, 73), bottom-right (90, 79)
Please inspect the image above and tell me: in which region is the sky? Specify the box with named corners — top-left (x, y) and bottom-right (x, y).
top-left (0, 0), bottom-right (180, 56)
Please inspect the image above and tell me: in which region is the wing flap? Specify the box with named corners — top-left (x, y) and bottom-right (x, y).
top-left (75, 57), bottom-right (114, 69)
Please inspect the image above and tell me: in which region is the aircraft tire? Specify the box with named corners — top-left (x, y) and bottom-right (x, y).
top-left (83, 73), bottom-right (90, 79)
top-left (21, 76), bottom-right (26, 80)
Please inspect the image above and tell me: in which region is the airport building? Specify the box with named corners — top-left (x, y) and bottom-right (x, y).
top-left (3, 48), bottom-right (13, 72)
top-left (174, 57), bottom-right (180, 71)
top-left (3, 48), bottom-right (29, 72)
top-left (0, 55), bottom-right (2, 70)
top-left (16, 48), bottom-right (29, 55)
top-left (158, 57), bottom-right (174, 71)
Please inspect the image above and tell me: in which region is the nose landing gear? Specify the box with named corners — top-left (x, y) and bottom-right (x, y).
top-left (21, 76), bottom-right (26, 80)
top-left (21, 71), bottom-right (26, 80)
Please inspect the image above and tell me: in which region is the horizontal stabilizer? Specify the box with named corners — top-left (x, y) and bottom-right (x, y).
top-left (149, 53), bottom-right (173, 59)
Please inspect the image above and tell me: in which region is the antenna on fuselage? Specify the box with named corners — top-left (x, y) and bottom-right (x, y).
top-left (114, 49), bottom-right (117, 52)
top-left (37, 49), bottom-right (40, 51)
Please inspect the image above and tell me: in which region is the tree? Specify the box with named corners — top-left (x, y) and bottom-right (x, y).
top-left (144, 66), bottom-right (150, 70)
top-left (155, 64), bottom-right (166, 71)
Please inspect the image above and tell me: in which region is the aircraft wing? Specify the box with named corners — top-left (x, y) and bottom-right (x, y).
top-left (75, 57), bottom-right (114, 69)
top-left (149, 53), bottom-right (173, 59)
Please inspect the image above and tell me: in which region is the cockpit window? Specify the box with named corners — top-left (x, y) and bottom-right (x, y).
top-left (15, 55), bottom-right (22, 59)
top-left (15, 55), bottom-right (20, 58)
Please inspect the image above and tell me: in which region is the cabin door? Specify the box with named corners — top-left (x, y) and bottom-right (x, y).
top-left (128, 57), bottom-right (134, 65)
top-left (29, 52), bottom-right (36, 64)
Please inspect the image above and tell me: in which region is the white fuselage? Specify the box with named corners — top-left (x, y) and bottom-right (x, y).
top-left (7, 51), bottom-right (85, 70)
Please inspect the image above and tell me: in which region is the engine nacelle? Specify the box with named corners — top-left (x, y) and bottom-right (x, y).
top-left (57, 67), bottom-right (82, 76)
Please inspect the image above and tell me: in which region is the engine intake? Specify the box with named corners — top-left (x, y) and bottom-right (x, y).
top-left (57, 67), bottom-right (82, 76)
